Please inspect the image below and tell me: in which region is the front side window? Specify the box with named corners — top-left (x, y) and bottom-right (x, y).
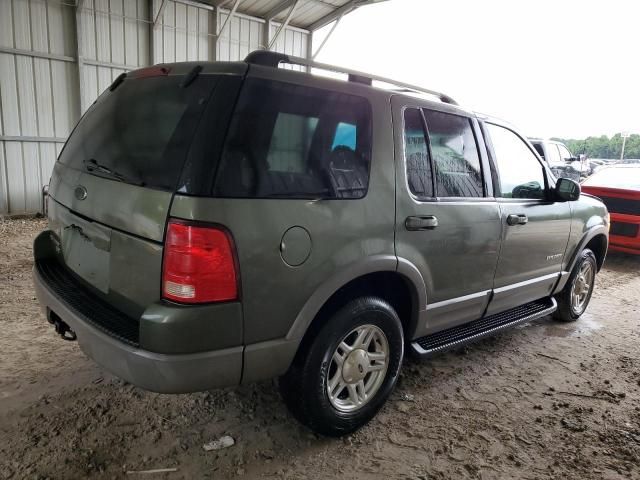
top-left (487, 123), bottom-right (546, 200)
top-left (403, 108), bottom-right (433, 198)
top-left (422, 110), bottom-right (483, 197)
top-left (214, 79), bottom-right (371, 199)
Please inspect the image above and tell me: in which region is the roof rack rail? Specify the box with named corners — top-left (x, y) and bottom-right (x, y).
top-left (244, 50), bottom-right (458, 106)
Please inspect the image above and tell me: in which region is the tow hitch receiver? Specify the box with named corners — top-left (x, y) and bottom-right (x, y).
top-left (48, 311), bottom-right (77, 341)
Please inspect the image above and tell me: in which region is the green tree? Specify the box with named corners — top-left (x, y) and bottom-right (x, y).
top-left (552, 134), bottom-right (640, 159)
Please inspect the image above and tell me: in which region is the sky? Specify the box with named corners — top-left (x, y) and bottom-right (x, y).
top-left (312, 0), bottom-right (639, 139)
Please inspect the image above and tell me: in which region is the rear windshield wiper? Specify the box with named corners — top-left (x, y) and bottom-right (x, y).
top-left (83, 159), bottom-right (145, 186)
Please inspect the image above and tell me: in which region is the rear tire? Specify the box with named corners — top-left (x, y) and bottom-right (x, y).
top-left (279, 297), bottom-right (404, 437)
top-left (553, 248), bottom-right (597, 322)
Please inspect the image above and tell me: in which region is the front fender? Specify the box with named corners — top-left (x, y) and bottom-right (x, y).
top-left (554, 224), bottom-right (608, 294)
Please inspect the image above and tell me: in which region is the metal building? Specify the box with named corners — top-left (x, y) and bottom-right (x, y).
top-left (0, 0), bottom-right (381, 215)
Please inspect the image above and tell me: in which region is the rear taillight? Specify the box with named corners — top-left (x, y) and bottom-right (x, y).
top-left (162, 220), bottom-right (238, 303)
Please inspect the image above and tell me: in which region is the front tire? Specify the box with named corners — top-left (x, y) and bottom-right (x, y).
top-left (279, 297), bottom-right (404, 437)
top-left (553, 248), bottom-right (597, 322)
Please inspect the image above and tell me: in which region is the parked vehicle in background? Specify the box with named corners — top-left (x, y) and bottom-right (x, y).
top-left (32, 51), bottom-right (609, 436)
top-left (616, 158), bottom-right (640, 165)
top-left (582, 165), bottom-right (640, 254)
top-left (529, 138), bottom-right (587, 180)
top-left (588, 159), bottom-right (607, 172)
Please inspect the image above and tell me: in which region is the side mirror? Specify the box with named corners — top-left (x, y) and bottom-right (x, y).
top-left (555, 177), bottom-right (581, 201)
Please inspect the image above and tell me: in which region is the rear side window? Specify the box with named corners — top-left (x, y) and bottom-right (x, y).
top-left (403, 108), bottom-right (433, 198)
top-left (58, 73), bottom-right (215, 191)
top-left (214, 79), bottom-right (372, 199)
top-left (422, 110), bottom-right (483, 198)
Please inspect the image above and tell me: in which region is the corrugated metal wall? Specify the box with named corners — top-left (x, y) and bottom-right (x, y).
top-left (0, 0), bottom-right (310, 215)
top-left (0, 0), bottom-right (78, 214)
top-left (78, 0), bottom-right (150, 112)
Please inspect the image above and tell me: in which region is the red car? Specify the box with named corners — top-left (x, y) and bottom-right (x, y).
top-left (581, 165), bottom-right (640, 254)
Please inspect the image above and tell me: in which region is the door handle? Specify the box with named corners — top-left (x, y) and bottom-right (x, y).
top-left (506, 214), bottom-right (528, 226)
top-left (405, 215), bottom-right (438, 231)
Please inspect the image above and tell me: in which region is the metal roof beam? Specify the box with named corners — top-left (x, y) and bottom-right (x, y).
top-left (264, 0), bottom-right (297, 21)
top-left (153, 0), bottom-right (169, 26)
top-left (268, 0), bottom-right (300, 50)
top-left (311, 11), bottom-right (343, 59)
top-left (308, 0), bottom-right (361, 31)
top-left (217, 0), bottom-right (241, 37)
top-left (308, 0), bottom-right (387, 31)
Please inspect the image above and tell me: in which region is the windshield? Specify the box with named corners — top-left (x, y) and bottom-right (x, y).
top-left (58, 73), bottom-right (216, 190)
top-left (583, 167), bottom-right (640, 191)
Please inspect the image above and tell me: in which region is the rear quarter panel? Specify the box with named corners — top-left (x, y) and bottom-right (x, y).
top-left (170, 75), bottom-right (397, 345)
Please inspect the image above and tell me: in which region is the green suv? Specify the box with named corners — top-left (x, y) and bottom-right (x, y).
top-left (33, 51), bottom-right (608, 436)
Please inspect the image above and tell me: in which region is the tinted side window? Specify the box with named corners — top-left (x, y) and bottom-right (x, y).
top-left (423, 110), bottom-right (483, 197)
top-left (214, 79), bottom-right (371, 199)
top-left (266, 114), bottom-right (318, 173)
top-left (403, 108), bottom-right (433, 198)
top-left (487, 124), bottom-right (546, 199)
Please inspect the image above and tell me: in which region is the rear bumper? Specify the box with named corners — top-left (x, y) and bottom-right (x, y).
top-left (33, 266), bottom-right (243, 393)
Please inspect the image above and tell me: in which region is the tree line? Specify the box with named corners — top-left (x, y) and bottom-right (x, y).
top-left (552, 134), bottom-right (640, 159)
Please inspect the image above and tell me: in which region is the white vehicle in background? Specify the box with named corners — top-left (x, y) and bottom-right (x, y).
top-left (529, 138), bottom-right (588, 180)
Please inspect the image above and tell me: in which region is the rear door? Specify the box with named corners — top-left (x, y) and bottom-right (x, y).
top-left (392, 98), bottom-right (502, 337)
top-left (482, 122), bottom-right (572, 315)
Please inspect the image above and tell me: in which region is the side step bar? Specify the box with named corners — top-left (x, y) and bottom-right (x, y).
top-left (411, 297), bottom-right (557, 357)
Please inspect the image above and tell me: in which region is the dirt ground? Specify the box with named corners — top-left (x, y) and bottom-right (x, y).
top-left (0, 217), bottom-right (639, 480)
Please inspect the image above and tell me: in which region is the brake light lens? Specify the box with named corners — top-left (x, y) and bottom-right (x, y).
top-left (131, 65), bottom-right (171, 79)
top-left (162, 221), bottom-right (238, 303)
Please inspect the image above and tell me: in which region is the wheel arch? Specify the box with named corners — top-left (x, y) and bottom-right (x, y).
top-left (568, 226), bottom-right (608, 273)
top-left (584, 233), bottom-right (608, 271)
top-left (285, 256), bottom-right (426, 361)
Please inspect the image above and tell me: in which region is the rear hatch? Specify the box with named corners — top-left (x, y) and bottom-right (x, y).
top-left (46, 63), bottom-right (245, 318)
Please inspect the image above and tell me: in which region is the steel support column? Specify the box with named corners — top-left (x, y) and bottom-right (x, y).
top-left (74, 0), bottom-right (85, 116)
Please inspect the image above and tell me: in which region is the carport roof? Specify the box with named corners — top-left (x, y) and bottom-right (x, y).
top-left (201, 0), bottom-right (387, 31)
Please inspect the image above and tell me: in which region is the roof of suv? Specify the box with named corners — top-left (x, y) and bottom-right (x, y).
top-left (142, 50), bottom-right (470, 109)
top-left (138, 52), bottom-right (518, 129)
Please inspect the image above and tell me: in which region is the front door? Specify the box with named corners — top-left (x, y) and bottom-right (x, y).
top-left (392, 99), bottom-right (502, 337)
top-left (482, 122), bottom-right (572, 315)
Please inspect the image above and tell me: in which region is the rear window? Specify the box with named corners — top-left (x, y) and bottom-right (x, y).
top-left (213, 78), bottom-right (372, 199)
top-left (531, 143), bottom-right (545, 158)
top-left (58, 72), bottom-right (215, 190)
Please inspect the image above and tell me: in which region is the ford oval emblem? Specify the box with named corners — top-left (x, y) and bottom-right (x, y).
top-left (74, 185), bottom-right (88, 201)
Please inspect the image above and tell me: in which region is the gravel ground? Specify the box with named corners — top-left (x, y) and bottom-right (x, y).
top-left (0, 217), bottom-right (639, 480)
